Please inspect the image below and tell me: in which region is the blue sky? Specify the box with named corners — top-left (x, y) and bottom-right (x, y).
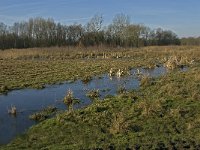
top-left (0, 0), bottom-right (200, 37)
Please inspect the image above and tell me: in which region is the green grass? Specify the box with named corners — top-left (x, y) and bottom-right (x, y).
top-left (29, 106), bottom-right (57, 121)
top-left (1, 62), bottom-right (200, 149)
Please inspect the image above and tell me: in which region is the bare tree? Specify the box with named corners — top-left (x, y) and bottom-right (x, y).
top-left (86, 14), bottom-right (103, 33)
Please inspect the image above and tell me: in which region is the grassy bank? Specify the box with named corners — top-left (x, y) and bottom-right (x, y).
top-left (0, 46), bottom-right (200, 94)
top-left (1, 60), bottom-right (200, 149)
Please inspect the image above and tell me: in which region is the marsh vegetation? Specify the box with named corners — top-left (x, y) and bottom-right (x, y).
top-left (2, 62), bottom-right (200, 149)
top-left (29, 106), bottom-right (57, 121)
top-left (0, 46), bottom-right (198, 94)
top-left (0, 46), bottom-right (200, 149)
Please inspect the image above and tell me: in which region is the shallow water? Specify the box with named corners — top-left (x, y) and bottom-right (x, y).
top-left (0, 66), bottom-right (173, 144)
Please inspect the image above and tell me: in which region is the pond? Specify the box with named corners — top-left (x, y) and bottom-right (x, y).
top-left (0, 66), bottom-right (172, 144)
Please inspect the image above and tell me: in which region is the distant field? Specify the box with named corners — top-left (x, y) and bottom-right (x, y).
top-left (1, 46), bottom-right (200, 94)
top-left (1, 46), bottom-right (200, 149)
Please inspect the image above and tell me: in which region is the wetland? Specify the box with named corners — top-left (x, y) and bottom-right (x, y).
top-left (0, 46), bottom-right (200, 149)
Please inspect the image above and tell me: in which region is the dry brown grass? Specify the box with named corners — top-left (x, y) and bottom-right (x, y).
top-left (1, 46), bottom-right (200, 61)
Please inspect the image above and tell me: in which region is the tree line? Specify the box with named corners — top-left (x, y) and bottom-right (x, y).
top-left (181, 37), bottom-right (200, 46)
top-left (0, 14), bottom-right (183, 50)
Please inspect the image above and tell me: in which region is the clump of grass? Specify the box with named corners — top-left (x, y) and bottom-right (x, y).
top-left (109, 112), bottom-right (128, 134)
top-left (81, 75), bottom-right (92, 84)
top-left (136, 99), bottom-right (162, 116)
top-left (124, 90), bottom-right (139, 102)
top-left (101, 88), bottom-right (111, 92)
top-left (109, 68), bottom-right (114, 77)
top-left (164, 56), bottom-right (194, 70)
top-left (86, 89), bottom-right (100, 100)
top-left (0, 85), bottom-right (8, 94)
top-left (29, 113), bottom-right (46, 121)
top-left (134, 68), bottom-right (143, 77)
top-left (140, 74), bottom-right (152, 87)
top-left (109, 67), bottom-right (131, 78)
top-left (29, 106), bottom-right (57, 121)
top-left (144, 61), bottom-right (157, 69)
top-left (104, 94), bottom-right (115, 99)
top-left (117, 86), bottom-right (127, 94)
top-left (7, 105), bottom-right (17, 116)
top-left (164, 56), bottom-right (177, 70)
top-left (116, 69), bottom-right (124, 78)
top-left (33, 84), bottom-right (45, 89)
top-left (63, 89), bottom-right (80, 112)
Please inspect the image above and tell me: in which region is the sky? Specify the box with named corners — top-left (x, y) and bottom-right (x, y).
top-left (0, 0), bottom-right (200, 37)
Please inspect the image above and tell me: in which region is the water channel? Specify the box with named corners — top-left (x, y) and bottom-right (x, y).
top-left (0, 66), bottom-right (175, 144)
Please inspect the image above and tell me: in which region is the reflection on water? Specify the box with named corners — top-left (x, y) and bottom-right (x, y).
top-left (0, 66), bottom-right (185, 144)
